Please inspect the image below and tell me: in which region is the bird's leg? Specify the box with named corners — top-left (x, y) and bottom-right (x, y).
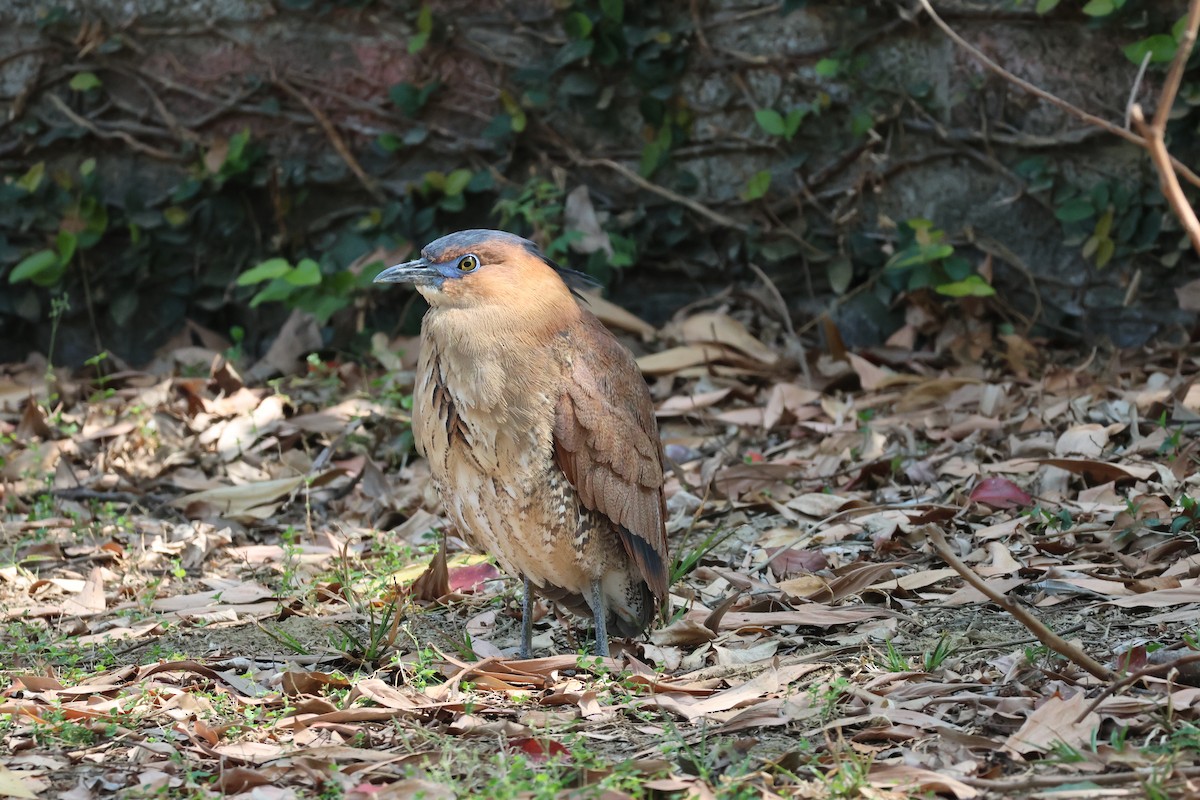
top-left (588, 578), bottom-right (610, 658)
top-left (519, 576), bottom-right (534, 660)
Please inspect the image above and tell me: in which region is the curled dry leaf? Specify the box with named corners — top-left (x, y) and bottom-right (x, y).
top-left (678, 311), bottom-right (778, 365)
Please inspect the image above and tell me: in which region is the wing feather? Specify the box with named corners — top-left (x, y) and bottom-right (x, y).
top-left (553, 314), bottom-right (669, 599)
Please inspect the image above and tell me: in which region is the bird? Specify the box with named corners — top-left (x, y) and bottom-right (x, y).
top-left (374, 229), bottom-right (669, 658)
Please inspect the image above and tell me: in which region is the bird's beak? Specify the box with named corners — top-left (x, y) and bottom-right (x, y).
top-left (373, 258), bottom-right (440, 286)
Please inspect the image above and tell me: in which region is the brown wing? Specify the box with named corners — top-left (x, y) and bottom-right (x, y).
top-left (553, 313), bottom-right (669, 599)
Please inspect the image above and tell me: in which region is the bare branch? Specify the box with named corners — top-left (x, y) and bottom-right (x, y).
top-left (917, 0), bottom-right (1200, 190)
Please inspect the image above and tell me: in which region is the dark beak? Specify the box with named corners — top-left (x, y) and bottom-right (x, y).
top-left (373, 258), bottom-right (440, 286)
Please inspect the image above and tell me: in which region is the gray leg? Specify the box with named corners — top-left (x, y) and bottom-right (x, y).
top-left (588, 578), bottom-right (610, 658)
top-left (519, 576), bottom-right (534, 659)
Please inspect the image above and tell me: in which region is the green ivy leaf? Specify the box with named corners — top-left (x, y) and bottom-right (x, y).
top-left (599, 0), bottom-right (623, 22)
top-left (1055, 199), bottom-right (1095, 223)
top-left (754, 109), bottom-right (786, 136)
top-left (564, 11), bottom-right (593, 39)
top-left (814, 58), bottom-right (840, 78)
top-left (935, 274), bottom-right (996, 297)
top-left (942, 254), bottom-right (972, 281)
top-left (443, 168), bottom-right (473, 196)
top-left (1174, 14), bottom-right (1189, 41)
top-left (553, 38), bottom-right (594, 70)
top-left (416, 3), bottom-right (433, 32)
top-left (1081, 0), bottom-right (1115, 16)
top-left (286, 258), bottom-right (322, 287)
top-left (1094, 237), bottom-right (1115, 268)
top-left (826, 257), bottom-right (853, 295)
top-left (741, 170), bottom-right (771, 200)
top-left (886, 243), bottom-right (954, 270)
top-left (237, 258), bottom-right (292, 286)
top-left (162, 206), bottom-right (188, 227)
top-left (16, 162), bottom-right (44, 193)
top-left (407, 4), bottom-right (433, 53)
top-left (55, 231), bottom-right (77, 265)
top-left (389, 82), bottom-right (438, 117)
top-left (1035, 0), bottom-right (1060, 13)
top-left (784, 108), bottom-right (806, 139)
top-left (1123, 34), bottom-right (1177, 65)
top-left (250, 278), bottom-right (296, 308)
top-left (9, 249), bottom-right (61, 285)
top-left (69, 72), bottom-right (102, 91)
top-left (408, 31), bottom-right (430, 54)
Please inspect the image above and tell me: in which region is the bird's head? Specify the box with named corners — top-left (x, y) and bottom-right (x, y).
top-left (374, 229), bottom-right (593, 312)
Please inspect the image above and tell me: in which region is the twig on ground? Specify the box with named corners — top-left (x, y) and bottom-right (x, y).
top-left (962, 766), bottom-right (1200, 791)
top-left (917, 0), bottom-right (1200, 190)
top-left (1075, 651), bottom-right (1200, 723)
top-left (921, 524), bottom-right (1113, 681)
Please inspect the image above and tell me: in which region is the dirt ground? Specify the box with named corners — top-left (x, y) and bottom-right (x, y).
top-left (4, 323), bottom-right (1200, 799)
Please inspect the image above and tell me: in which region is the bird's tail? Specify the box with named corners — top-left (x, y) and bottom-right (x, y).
top-left (610, 579), bottom-right (658, 638)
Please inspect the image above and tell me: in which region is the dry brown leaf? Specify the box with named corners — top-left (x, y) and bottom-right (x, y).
top-left (1002, 691), bottom-right (1100, 755)
top-left (580, 291), bottom-right (656, 338)
top-left (0, 765), bottom-right (38, 799)
top-left (170, 475), bottom-right (305, 520)
top-left (1055, 423), bottom-right (1110, 457)
top-left (868, 764), bottom-right (978, 799)
top-left (692, 606), bottom-right (895, 631)
top-left (636, 344), bottom-right (739, 375)
top-left (650, 618), bottom-right (717, 646)
top-left (847, 352), bottom-right (895, 391)
top-left (678, 311), bottom-right (778, 365)
top-left (61, 566), bottom-right (105, 616)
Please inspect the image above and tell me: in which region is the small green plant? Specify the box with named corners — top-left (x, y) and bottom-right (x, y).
top-left (493, 178), bottom-right (570, 257)
top-left (1157, 410), bottom-right (1186, 458)
top-left (1044, 739), bottom-right (1086, 764)
top-left (754, 106), bottom-right (810, 142)
top-left (235, 255), bottom-right (381, 325)
top-left (669, 526), bottom-right (734, 586)
top-left (881, 639), bottom-right (908, 672)
top-left (884, 218), bottom-right (996, 298)
top-left (225, 325), bottom-right (245, 363)
top-left (1024, 504), bottom-right (1075, 535)
top-left (922, 635), bottom-right (954, 672)
top-left (8, 159), bottom-right (107, 290)
top-left (399, 640), bottom-right (442, 690)
top-left (816, 745), bottom-right (874, 798)
top-left (810, 676), bottom-right (850, 722)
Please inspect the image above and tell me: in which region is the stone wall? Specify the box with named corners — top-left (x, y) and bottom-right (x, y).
top-left (0, 0), bottom-right (1194, 364)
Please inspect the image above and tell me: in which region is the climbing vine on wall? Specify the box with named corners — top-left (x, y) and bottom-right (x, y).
top-left (1, 0), bottom-right (1196, 364)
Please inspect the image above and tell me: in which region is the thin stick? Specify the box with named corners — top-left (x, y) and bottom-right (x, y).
top-left (1153, 0), bottom-right (1200, 132)
top-left (921, 525), bottom-right (1113, 681)
top-left (276, 78), bottom-right (384, 202)
top-left (578, 156), bottom-right (751, 233)
top-left (917, 0), bottom-right (1200, 190)
top-left (45, 93), bottom-right (178, 161)
top-left (1075, 652), bottom-right (1200, 723)
top-left (1124, 50), bottom-right (1152, 130)
top-left (1131, 0), bottom-right (1200, 257)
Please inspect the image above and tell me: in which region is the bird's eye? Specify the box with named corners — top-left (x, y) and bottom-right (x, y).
top-left (457, 254), bottom-right (479, 272)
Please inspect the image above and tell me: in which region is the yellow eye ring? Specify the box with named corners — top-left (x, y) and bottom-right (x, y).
top-left (457, 254), bottom-right (479, 272)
